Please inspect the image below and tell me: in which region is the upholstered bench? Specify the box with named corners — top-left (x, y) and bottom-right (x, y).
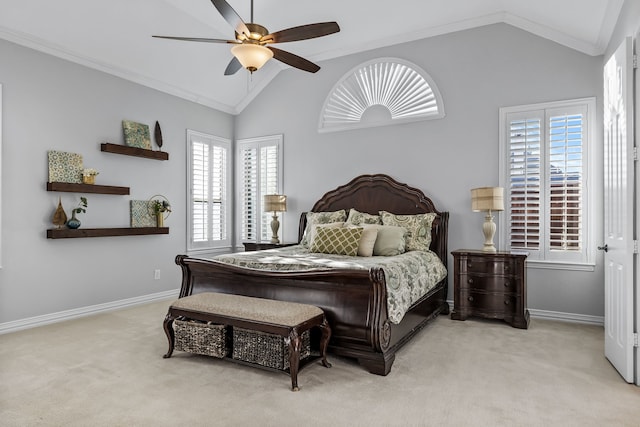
top-left (163, 292), bottom-right (332, 391)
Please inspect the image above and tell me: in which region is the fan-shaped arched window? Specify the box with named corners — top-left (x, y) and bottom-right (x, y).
top-left (318, 58), bottom-right (445, 133)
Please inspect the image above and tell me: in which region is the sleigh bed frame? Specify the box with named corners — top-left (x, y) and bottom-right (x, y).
top-left (175, 174), bottom-right (449, 375)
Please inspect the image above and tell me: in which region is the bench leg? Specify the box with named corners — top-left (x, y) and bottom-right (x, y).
top-left (287, 329), bottom-right (302, 391)
top-left (318, 317), bottom-right (332, 368)
top-left (162, 312), bottom-right (176, 359)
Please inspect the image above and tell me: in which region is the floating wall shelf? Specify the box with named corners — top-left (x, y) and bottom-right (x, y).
top-left (101, 143), bottom-right (169, 160)
top-left (47, 182), bottom-right (130, 195)
top-left (47, 227), bottom-right (169, 239)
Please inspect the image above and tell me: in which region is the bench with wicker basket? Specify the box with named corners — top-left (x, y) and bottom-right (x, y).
top-left (162, 292), bottom-right (332, 391)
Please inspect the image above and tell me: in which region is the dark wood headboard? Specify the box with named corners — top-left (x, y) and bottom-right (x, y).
top-left (297, 174), bottom-right (449, 270)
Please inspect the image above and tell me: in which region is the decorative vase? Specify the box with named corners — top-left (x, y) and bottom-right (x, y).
top-left (156, 213), bottom-right (164, 228)
top-left (82, 175), bottom-right (95, 185)
top-left (67, 211), bottom-right (81, 229)
top-left (52, 197), bottom-right (68, 229)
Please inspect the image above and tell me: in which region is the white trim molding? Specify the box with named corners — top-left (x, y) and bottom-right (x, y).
top-left (0, 289), bottom-right (179, 335)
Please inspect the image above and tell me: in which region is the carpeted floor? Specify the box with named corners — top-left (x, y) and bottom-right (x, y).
top-left (1, 300), bottom-right (638, 427)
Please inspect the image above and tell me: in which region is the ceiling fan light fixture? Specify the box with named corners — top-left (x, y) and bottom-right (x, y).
top-left (231, 44), bottom-right (273, 73)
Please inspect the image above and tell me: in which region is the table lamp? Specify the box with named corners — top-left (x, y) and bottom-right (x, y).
top-left (264, 194), bottom-right (287, 244)
top-left (471, 187), bottom-right (504, 252)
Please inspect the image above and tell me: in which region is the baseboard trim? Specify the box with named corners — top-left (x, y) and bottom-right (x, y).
top-left (0, 289), bottom-right (180, 335)
top-left (445, 300), bottom-right (604, 326)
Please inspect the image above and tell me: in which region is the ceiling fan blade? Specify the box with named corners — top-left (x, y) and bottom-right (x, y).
top-left (262, 22), bottom-right (340, 44)
top-left (210, 0), bottom-right (250, 38)
top-left (152, 35), bottom-right (238, 44)
top-left (224, 57), bottom-right (243, 75)
top-left (268, 47), bottom-right (320, 73)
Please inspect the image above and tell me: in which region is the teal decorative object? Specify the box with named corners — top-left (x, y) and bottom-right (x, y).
top-left (66, 211), bottom-right (81, 229)
top-left (122, 120), bottom-right (151, 149)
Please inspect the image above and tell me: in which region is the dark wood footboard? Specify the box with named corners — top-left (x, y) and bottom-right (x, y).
top-left (175, 254), bottom-right (447, 375)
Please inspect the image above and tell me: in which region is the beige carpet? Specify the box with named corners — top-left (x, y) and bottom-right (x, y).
top-left (1, 300), bottom-right (638, 427)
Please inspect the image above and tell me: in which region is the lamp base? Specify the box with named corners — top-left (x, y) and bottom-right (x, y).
top-left (481, 211), bottom-right (497, 252)
top-left (270, 213), bottom-right (280, 244)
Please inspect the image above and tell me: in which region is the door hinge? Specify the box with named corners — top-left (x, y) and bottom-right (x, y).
top-left (634, 240), bottom-right (639, 254)
top-left (634, 54), bottom-right (638, 69)
top-left (634, 333), bottom-right (639, 348)
top-left (634, 146), bottom-right (638, 161)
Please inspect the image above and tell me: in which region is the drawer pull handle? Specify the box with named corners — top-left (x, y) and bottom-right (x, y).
top-left (504, 300), bottom-right (510, 305)
top-left (504, 265), bottom-right (510, 272)
top-left (468, 296), bottom-right (474, 302)
top-left (468, 278), bottom-right (474, 284)
top-left (504, 281), bottom-right (510, 287)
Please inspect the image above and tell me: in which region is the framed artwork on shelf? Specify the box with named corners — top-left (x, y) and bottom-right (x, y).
top-left (130, 200), bottom-right (156, 227)
top-left (122, 120), bottom-right (151, 149)
top-left (48, 150), bottom-right (83, 183)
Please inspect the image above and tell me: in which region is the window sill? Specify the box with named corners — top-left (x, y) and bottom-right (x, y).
top-left (526, 259), bottom-right (595, 272)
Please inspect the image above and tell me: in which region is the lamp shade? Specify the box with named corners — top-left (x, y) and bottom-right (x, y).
top-left (471, 187), bottom-right (504, 212)
top-left (264, 194), bottom-right (287, 212)
top-left (231, 44), bottom-right (273, 72)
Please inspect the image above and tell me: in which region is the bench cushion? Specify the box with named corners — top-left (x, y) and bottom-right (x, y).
top-left (170, 292), bottom-right (324, 327)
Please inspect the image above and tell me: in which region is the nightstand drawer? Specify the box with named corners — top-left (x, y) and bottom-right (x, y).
top-left (458, 290), bottom-right (519, 314)
top-left (458, 274), bottom-right (521, 294)
top-left (460, 256), bottom-right (518, 276)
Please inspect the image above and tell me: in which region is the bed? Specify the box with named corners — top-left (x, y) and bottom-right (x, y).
top-left (175, 174), bottom-right (449, 375)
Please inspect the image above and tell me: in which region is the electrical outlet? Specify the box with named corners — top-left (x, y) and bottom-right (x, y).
top-left (154, 269), bottom-right (161, 280)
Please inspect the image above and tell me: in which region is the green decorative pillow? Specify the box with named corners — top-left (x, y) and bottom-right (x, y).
top-left (366, 225), bottom-right (407, 256)
top-left (309, 226), bottom-right (364, 256)
top-left (301, 210), bottom-right (347, 247)
top-left (380, 211), bottom-right (437, 252)
top-left (345, 208), bottom-right (382, 226)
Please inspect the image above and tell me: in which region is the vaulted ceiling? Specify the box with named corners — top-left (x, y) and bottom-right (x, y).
top-left (0, 0), bottom-right (624, 114)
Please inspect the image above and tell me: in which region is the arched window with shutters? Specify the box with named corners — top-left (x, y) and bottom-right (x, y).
top-left (318, 58), bottom-right (445, 133)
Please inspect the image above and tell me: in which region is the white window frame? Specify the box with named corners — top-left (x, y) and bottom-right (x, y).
top-left (186, 129), bottom-right (232, 253)
top-left (499, 97), bottom-right (596, 271)
top-left (0, 84), bottom-right (3, 268)
top-left (235, 135), bottom-right (283, 247)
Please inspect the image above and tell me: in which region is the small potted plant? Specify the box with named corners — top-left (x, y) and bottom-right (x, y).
top-left (67, 197), bottom-right (87, 229)
top-left (82, 168), bottom-right (99, 185)
top-left (152, 198), bottom-right (171, 227)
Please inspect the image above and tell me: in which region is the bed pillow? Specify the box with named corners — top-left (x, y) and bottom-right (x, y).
top-left (347, 225), bottom-right (378, 257)
top-left (300, 210), bottom-right (347, 247)
top-left (309, 226), bottom-right (364, 256)
top-left (308, 222), bottom-right (344, 248)
top-left (363, 224), bottom-right (406, 256)
top-left (345, 208), bottom-right (382, 226)
top-left (379, 211), bottom-right (437, 252)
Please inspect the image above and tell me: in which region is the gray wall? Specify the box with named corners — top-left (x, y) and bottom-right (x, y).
top-left (605, 0), bottom-right (640, 58)
top-left (235, 23), bottom-right (605, 318)
top-left (0, 38), bottom-right (233, 324)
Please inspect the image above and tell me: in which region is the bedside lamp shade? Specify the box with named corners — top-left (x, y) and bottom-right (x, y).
top-left (264, 194), bottom-right (287, 244)
top-left (264, 194), bottom-right (287, 213)
top-left (471, 187), bottom-right (504, 252)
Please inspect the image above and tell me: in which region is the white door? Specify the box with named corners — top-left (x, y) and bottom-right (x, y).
top-left (603, 36), bottom-right (636, 384)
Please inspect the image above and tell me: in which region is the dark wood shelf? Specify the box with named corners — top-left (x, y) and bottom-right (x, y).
top-left (47, 182), bottom-right (130, 195)
top-left (101, 143), bottom-right (169, 160)
top-left (47, 227), bottom-right (169, 239)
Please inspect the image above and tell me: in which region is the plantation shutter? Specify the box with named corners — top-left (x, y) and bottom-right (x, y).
top-left (237, 135), bottom-right (283, 243)
top-left (547, 109), bottom-right (584, 252)
top-left (507, 112), bottom-right (543, 252)
top-left (187, 130), bottom-right (231, 251)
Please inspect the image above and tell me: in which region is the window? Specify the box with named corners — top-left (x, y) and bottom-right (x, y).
top-left (187, 130), bottom-right (231, 252)
top-left (318, 58), bottom-right (445, 133)
top-left (499, 98), bottom-right (595, 270)
top-left (236, 135), bottom-right (283, 244)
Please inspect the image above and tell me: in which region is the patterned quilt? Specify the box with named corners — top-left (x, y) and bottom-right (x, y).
top-left (209, 245), bottom-right (447, 324)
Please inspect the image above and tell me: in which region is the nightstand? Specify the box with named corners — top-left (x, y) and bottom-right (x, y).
top-left (451, 249), bottom-right (529, 329)
top-left (243, 242), bottom-right (297, 251)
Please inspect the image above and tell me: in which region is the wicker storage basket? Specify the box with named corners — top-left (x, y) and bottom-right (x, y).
top-left (174, 319), bottom-right (229, 358)
top-left (232, 328), bottom-right (311, 370)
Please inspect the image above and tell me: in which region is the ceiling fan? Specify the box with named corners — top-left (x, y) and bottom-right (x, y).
top-left (153, 0), bottom-right (340, 75)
